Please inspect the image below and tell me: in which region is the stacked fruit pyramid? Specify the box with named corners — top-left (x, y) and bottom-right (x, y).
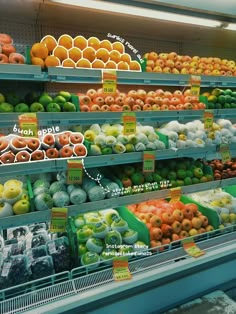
top-left (30, 34), bottom-right (141, 71)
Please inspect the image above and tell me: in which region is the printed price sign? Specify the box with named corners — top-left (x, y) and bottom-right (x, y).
top-left (204, 110), bottom-right (214, 130)
top-left (102, 69), bottom-right (117, 95)
top-left (182, 238), bottom-right (205, 258)
top-left (190, 75), bottom-right (201, 96)
top-left (143, 151), bottom-right (155, 173)
top-left (50, 207), bottom-right (68, 233)
top-left (122, 112), bottom-right (136, 135)
top-left (220, 144), bottom-right (231, 163)
top-left (67, 160), bottom-right (83, 184)
top-left (169, 187), bottom-right (182, 203)
top-left (113, 259), bottom-right (132, 281)
top-left (18, 113), bottom-right (38, 137)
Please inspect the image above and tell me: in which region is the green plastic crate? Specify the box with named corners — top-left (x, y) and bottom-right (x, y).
top-left (117, 206), bottom-right (150, 246)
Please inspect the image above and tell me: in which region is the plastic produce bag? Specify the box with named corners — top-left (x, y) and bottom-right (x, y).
top-left (46, 236), bottom-right (71, 273)
top-left (31, 256), bottom-right (55, 280)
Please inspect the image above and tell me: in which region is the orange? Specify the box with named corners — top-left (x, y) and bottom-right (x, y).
top-left (92, 60), bottom-right (105, 69)
top-left (68, 47), bottom-right (82, 62)
top-left (31, 57), bottom-right (45, 68)
top-left (53, 45), bottom-right (68, 62)
top-left (95, 48), bottom-right (110, 63)
top-left (117, 61), bottom-right (129, 70)
top-left (121, 53), bottom-right (131, 64)
top-left (109, 50), bottom-right (121, 63)
top-left (31, 42), bottom-right (48, 59)
top-left (76, 58), bottom-right (91, 68)
top-left (129, 60), bottom-right (141, 71)
top-left (82, 47), bottom-right (96, 62)
top-left (105, 60), bottom-right (117, 69)
top-left (58, 34), bottom-right (73, 49)
top-left (100, 39), bottom-right (113, 51)
top-left (112, 41), bottom-right (125, 54)
top-left (74, 35), bottom-right (87, 50)
top-left (40, 35), bottom-right (57, 53)
top-left (87, 36), bottom-right (100, 50)
top-left (45, 55), bottom-right (60, 67)
top-left (62, 58), bottom-right (76, 68)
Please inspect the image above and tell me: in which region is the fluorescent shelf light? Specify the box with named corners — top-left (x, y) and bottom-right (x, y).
top-left (225, 23), bottom-right (236, 30)
top-left (50, 0), bottom-right (221, 28)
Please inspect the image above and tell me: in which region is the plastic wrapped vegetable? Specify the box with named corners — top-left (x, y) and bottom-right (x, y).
top-left (31, 256), bottom-right (55, 280)
top-left (47, 237), bottom-right (71, 273)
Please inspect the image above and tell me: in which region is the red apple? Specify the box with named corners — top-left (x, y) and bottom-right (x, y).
top-left (132, 104), bottom-right (142, 111)
top-left (26, 138), bottom-right (40, 151)
top-left (31, 150), bottom-right (45, 161)
top-left (45, 148), bottom-right (59, 159)
top-left (11, 137), bottom-right (26, 149)
top-left (70, 132), bottom-right (83, 144)
top-left (152, 104), bottom-right (160, 111)
top-left (94, 96), bottom-right (104, 107)
top-left (137, 89), bottom-right (146, 100)
top-left (143, 103), bottom-right (152, 111)
top-left (43, 134), bottom-right (55, 147)
top-left (171, 221), bottom-right (182, 234)
top-left (80, 95), bottom-right (91, 106)
top-left (0, 151), bottom-right (15, 164)
top-left (155, 89), bottom-right (165, 97)
top-left (73, 144), bottom-right (87, 156)
top-left (182, 218), bottom-right (192, 231)
top-left (60, 145), bottom-right (74, 158)
top-left (145, 97), bottom-right (155, 105)
top-left (172, 209), bottom-right (184, 222)
top-left (0, 138), bottom-right (9, 153)
top-left (115, 96), bottom-right (125, 106)
top-left (127, 90), bottom-right (137, 99)
top-left (0, 54), bottom-right (8, 63)
top-left (124, 96), bottom-right (135, 106)
top-left (105, 96), bottom-right (114, 105)
top-left (154, 96), bottom-right (163, 105)
top-left (86, 89), bottom-right (97, 100)
top-left (81, 105), bottom-right (90, 112)
top-left (150, 215), bottom-right (162, 228)
top-left (15, 150), bottom-right (31, 162)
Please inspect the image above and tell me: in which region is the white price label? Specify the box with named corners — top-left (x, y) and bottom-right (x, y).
top-left (48, 241), bottom-right (56, 254)
top-left (1, 262), bottom-right (11, 277)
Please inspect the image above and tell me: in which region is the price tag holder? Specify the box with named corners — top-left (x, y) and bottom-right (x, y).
top-left (169, 187), bottom-right (182, 203)
top-left (182, 238), bottom-right (205, 258)
top-left (203, 110), bottom-right (214, 130)
top-left (49, 207), bottom-right (68, 233)
top-left (102, 70), bottom-right (117, 95)
top-left (122, 112), bottom-right (136, 135)
top-left (67, 160), bottom-right (83, 184)
top-left (113, 259), bottom-right (132, 281)
top-left (18, 113), bottom-right (38, 137)
top-left (190, 75), bottom-right (201, 96)
top-left (143, 151), bottom-right (155, 173)
top-left (219, 144), bottom-right (231, 163)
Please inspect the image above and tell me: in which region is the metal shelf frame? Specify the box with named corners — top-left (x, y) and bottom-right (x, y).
top-left (1, 64), bottom-right (236, 87)
top-left (0, 177), bottom-right (235, 230)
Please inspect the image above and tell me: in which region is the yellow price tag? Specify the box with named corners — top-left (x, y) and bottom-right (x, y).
top-left (204, 110), bottom-right (214, 130)
top-left (190, 75), bottom-right (201, 96)
top-left (67, 160), bottom-right (83, 184)
top-left (102, 70), bottom-right (117, 95)
top-left (50, 207), bottom-right (68, 233)
top-left (122, 112), bottom-right (136, 135)
top-left (18, 113), bottom-right (38, 137)
top-left (169, 187), bottom-right (182, 203)
top-left (182, 239), bottom-right (205, 258)
top-left (113, 259), bottom-right (132, 281)
top-left (220, 144), bottom-right (231, 163)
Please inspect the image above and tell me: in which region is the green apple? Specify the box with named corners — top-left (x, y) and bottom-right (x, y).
top-left (193, 167), bottom-right (203, 178)
top-left (46, 102), bottom-right (61, 112)
top-left (13, 199), bottom-right (30, 215)
top-left (0, 202), bottom-right (13, 217)
top-left (0, 102), bottom-right (14, 112)
top-left (101, 147), bottom-right (113, 155)
top-left (78, 243), bottom-right (88, 256)
top-left (63, 101), bottom-right (76, 112)
top-left (59, 91), bottom-right (71, 101)
top-left (77, 226), bottom-right (93, 243)
top-left (30, 102), bottom-right (45, 112)
top-left (15, 103), bottom-right (30, 113)
top-left (6, 93), bottom-right (20, 106)
top-left (125, 143), bottom-right (135, 152)
top-left (0, 93), bottom-right (5, 104)
top-left (39, 93), bottom-right (53, 107)
top-left (220, 213), bottom-right (230, 223)
top-left (53, 95), bottom-right (66, 104)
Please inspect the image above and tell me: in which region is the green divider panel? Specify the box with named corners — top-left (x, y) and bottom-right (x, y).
top-left (223, 185), bottom-right (236, 197)
top-left (117, 206), bottom-right (150, 246)
top-left (180, 195), bottom-right (220, 229)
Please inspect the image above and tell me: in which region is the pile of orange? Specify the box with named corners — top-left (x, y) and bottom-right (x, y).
top-left (30, 34), bottom-right (141, 71)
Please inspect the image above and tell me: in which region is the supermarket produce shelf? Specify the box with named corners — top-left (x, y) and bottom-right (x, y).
top-left (0, 177), bottom-right (235, 230)
top-left (1, 65), bottom-right (236, 87)
top-left (2, 231), bottom-right (236, 314)
top-left (0, 64), bottom-right (47, 81)
top-left (1, 109), bottom-right (236, 128)
top-left (1, 144), bottom-right (235, 176)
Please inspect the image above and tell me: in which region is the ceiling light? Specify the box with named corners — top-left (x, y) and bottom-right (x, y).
top-left (50, 0), bottom-right (222, 28)
top-left (225, 23), bottom-right (236, 30)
